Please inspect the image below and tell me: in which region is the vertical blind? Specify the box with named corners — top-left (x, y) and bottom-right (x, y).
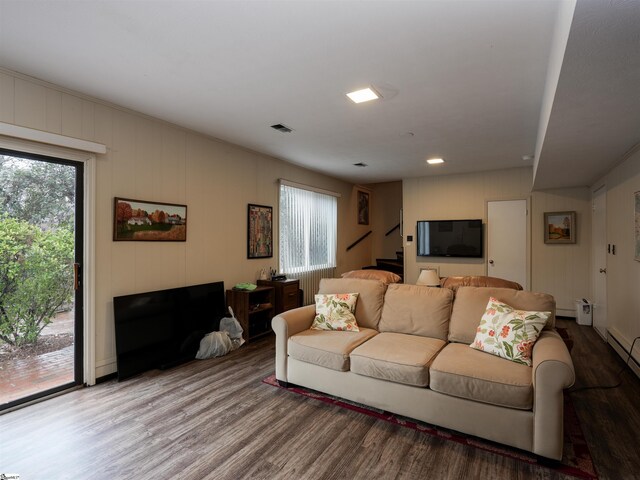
top-left (279, 183), bottom-right (337, 275)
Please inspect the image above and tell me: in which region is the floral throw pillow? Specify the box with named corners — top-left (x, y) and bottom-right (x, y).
top-left (469, 297), bottom-right (550, 366)
top-left (311, 293), bottom-right (360, 331)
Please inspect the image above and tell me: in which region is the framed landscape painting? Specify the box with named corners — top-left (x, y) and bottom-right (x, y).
top-left (248, 204), bottom-right (273, 259)
top-left (113, 197), bottom-right (187, 241)
top-left (544, 211), bottom-right (576, 244)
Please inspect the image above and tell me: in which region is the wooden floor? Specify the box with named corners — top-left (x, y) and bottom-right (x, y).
top-left (1, 319), bottom-right (638, 480)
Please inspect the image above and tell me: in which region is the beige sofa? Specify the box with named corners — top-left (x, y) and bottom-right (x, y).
top-left (272, 278), bottom-right (575, 460)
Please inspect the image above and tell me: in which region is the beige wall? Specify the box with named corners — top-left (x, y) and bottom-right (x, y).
top-left (598, 147), bottom-right (640, 367)
top-left (530, 187), bottom-right (592, 314)
top-left (403, 167), bottom-right (591, 315)
top-left (368, 181), bottom-right (403, 262)
top-left (0, 69), bottom-right (367, 377)
top-left (403, 167), bottom-right (533, 282)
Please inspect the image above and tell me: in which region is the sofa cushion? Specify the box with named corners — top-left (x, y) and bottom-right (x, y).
top-left (311, 293), bottom-right (360, 331)
top-left (318, 278), bottom-right (387, 330)
top-left (441, 276), bottom-right (523, 292)
top-left (288, 328), bottom-right (378, 371)
top-left (378, 284), bottom-right (453, 340)
top-left (350, 332), bottom-right (446, 387)
top-left (430, 343), bottom-right (533, 410)
top-left (470, 297), bottom-right (550, 366)
top-left (341, 269), bottom-right (402, 284)
top-left (449, 287), bottom-right (556, 344)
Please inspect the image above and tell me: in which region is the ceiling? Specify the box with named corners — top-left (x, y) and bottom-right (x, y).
top-left (0, 1), bottom-right (638, 188)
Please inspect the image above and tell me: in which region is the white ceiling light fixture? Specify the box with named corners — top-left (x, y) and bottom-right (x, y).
top-left (426, 158), bottom-right (445, 165)
top-left (346, 87), bottom-right (381, 104)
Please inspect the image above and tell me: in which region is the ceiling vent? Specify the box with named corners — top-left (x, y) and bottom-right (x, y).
top-left (353, 162), bottom-right (368, 167)
top-left (270, 123), bottom-right (293, 133)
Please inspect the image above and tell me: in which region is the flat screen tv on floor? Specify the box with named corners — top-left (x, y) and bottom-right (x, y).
top-left (113, 281), bottom-right (226, 381)
top-left (416, 219), bottom-right (483, 258)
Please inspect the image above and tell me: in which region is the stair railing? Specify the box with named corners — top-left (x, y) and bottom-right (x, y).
top-left (346, 230), bottom-right (372, 251)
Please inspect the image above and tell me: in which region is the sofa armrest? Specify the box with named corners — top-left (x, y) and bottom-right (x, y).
top-left (531, 329), bottom-right (575, 460)
top-left (271, 305), bottom-right (316, 382)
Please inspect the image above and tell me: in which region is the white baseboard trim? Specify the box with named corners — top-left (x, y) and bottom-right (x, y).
top-left (95, 358), bottom-right (117, 379)
top-left (556, 308), bottom-right (576, 318)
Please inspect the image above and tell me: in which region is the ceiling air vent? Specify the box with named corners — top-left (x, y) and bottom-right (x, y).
top-left (270, 123), bottom-right (293, 133)
top-left (353, 162), bottom-right (368, 167)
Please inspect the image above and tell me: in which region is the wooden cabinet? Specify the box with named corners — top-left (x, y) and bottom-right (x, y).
top-left (257, 279), bottom-right (301, 314)
top-left (226, 286), bottom-right (275, 343)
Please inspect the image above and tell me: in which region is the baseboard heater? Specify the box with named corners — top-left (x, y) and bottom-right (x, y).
top-left (608, 330), bottom-right (640, 377)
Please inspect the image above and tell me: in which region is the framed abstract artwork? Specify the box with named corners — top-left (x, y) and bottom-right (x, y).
top-left (248, 204), bottom-right (273, 259)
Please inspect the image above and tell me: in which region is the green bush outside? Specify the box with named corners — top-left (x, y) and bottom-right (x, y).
top-left (0, 216), bottom-right (74, 346)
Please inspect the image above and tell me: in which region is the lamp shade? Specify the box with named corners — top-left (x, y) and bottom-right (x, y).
top-left (416, 269), bottom-right (440, 287)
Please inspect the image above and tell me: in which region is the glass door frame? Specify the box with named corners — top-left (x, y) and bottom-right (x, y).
top-left (0, 148), bottom-right (84, 411)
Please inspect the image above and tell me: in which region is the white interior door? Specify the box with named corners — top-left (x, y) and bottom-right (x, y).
top-left (487, 200), bottom-right (528, 289)
top-left (592, 186), bottom-right (607, 339)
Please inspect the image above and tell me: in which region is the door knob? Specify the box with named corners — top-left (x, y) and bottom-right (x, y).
top-left (599, 268), bottom-right (606, 274)
top-left (489, 260), bottom-right (494, 265)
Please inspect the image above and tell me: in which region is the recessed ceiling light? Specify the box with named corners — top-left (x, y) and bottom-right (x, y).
top-left (426, 158), bottom-right (445, 165)
top-left (346, 87), bottom-right (381, 104)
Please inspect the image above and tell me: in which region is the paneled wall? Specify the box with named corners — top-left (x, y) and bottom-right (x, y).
top-left (369, 181), bottom-right (403, 263)
top-left (0, 68), bottom-right (367, 377)
top-left (530, 187), bottom-right (592, 314)
top-left (403, 167), bottom-right (591, 314)
top-left (403, 167), bottom-right (533, 282)
top-left (598, 147), bottom-right (640, 368)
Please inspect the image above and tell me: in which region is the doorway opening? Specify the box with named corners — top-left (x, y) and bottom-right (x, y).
top-left (0, 148), bottom-right (84, 410)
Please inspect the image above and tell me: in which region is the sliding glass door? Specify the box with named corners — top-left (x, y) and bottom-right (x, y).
top-left (0, 149), bottom-right (83, 410)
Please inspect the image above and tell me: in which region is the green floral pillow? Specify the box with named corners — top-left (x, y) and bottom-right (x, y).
top-left (470, 297), bottom-right (550, 366)
top-left (311, 293), bottom-right (360, 331)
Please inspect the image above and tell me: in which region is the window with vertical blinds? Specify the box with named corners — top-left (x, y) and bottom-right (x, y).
top-left (279, 182), bottom-right (337, 275)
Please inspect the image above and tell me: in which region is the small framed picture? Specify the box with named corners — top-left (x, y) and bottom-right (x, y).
top-left (248, 204), bottom-right (273, 259)
top-left (357, 190), bottom-right (370, 225)
top-left (544, 211), bottom-right (576, 244)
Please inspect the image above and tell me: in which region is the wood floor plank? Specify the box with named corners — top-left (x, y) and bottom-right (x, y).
top-left (1, 322), bottom-right (639, 480)
top-left (561, 319), bottom-right (640, 480)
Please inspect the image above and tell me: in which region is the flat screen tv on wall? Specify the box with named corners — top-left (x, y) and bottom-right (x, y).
top-left (113, 281), bottom-right (226, 381)
top-left (416, 219), bottom-right (483, 258)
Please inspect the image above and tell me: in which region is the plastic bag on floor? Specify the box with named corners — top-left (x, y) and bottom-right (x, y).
top-left (219, 307), bottom-right (245, 350)
top-left (195, 331), bottom-right (233, 359)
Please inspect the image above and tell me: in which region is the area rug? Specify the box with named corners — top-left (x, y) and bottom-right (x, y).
top-left (263, 374), bottom-right (597, 479)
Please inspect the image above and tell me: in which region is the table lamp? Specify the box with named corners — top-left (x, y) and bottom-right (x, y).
top-left (416, 269), bottom-right (440, 287)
